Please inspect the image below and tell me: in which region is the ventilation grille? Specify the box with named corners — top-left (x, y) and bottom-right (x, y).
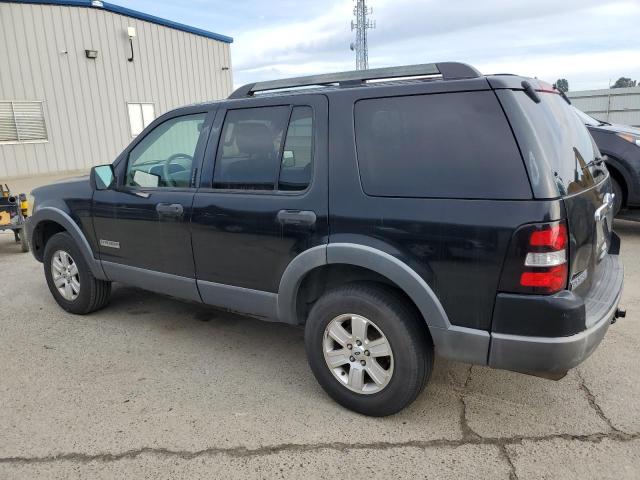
top-left (0, 101), bottom-right (48, 143)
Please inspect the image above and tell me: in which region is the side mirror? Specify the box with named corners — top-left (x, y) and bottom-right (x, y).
top-left (90, 164), bottom-right (115, 190)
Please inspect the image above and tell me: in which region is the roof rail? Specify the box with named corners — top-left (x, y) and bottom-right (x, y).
top-left (229, 62), bottom-right (481, 99)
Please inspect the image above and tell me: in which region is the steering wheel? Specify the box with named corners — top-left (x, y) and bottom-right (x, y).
top-left (162, 153), bottom-right (193, 187)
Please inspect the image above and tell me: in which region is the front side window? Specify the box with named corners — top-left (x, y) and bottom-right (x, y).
top-left (213, 105), bottom-right (313, 191)
top-left (125, 113), bottom-right (206, 188)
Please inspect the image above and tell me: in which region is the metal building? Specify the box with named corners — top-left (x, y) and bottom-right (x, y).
top-left (0, 0), bottom-right (233, 179)
top-left (568, 86), bottom-right (640, 127)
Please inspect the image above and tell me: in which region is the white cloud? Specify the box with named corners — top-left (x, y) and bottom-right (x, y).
top-left (229, 0), bottom-right (640, 91)
top-left (123, 0), bottom-right (640, 91)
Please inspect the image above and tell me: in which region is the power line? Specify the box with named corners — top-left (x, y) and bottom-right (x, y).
top-left (350, 0), bottom-right (375, 70)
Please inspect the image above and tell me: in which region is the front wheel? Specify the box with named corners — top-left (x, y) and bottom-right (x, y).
top-left (43, 232), bottom-right (111, 314)
top-left (611, 177), bottom-right (623, 217)
top-left (304, 283), bottom-right (433, 416)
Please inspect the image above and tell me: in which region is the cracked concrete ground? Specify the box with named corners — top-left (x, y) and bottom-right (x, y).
top-left (0, 219), bottom-right (639, 479)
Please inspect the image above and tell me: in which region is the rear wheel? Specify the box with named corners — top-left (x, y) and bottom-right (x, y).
top-left (304, 283), bottom-right (433, 416)
top-left (43, 232), bottom-right (111, 314)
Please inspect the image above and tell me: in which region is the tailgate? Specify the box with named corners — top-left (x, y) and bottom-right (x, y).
top-left (494, 86), bottom-right (614, 301)
top-left (563, 178), bottom-right (615, 298)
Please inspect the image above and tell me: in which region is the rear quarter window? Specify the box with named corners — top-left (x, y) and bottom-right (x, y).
top-left (353, 91), bottom-right (531, 199)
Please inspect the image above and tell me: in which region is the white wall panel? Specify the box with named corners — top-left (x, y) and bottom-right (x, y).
top-left (0, 1), bottom-right (233, 178)
top-left (569, 86), bottom-right (640, 127)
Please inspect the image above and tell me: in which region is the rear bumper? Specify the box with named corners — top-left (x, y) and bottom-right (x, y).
top-left (488, 253), bottom-right (624, 373)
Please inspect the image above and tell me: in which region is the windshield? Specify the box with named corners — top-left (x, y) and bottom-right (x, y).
top-left (572, 106), bottom-right (605, 127)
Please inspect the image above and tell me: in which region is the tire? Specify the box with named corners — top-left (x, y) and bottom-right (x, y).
top-left (19, 228), bottom-right (29, 252)
top-left (610, 177), bottom-right (623, 217)
top-left (43, 232), bottom-right (111, 314)
top-left (304, 283), bottom-right (433, 416)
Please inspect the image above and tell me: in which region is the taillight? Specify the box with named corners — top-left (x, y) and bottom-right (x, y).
top-left (520, 265), bottom-right (567, 291)
top-left (529, 224), bottom-right (567, 250)
top-left (499, 221), bottom-right (569, 295)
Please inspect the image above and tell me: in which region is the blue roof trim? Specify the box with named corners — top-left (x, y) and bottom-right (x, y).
top-left (6, 0), bottom-right (233, 43)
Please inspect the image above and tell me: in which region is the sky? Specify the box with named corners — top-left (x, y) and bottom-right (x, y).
top-left (122, 0), bottom-right (640, 91)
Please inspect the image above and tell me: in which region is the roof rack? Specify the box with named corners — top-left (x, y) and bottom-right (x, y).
top-left (228, 62), bottom-right (481, 99)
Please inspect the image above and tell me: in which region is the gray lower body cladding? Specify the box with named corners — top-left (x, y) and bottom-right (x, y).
top-left (486, 253), bottom-right (623, 374)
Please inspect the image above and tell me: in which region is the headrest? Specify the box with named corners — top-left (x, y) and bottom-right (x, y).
top-left (235, 122), bottom-right (275, 156)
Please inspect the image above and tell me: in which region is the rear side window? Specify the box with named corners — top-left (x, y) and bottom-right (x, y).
top-left (214, 106), bottom-right (290, 190)
top-left (213, 106), bottom-right (313, 191)
top-left (354, 91), bottom-right (531, 199)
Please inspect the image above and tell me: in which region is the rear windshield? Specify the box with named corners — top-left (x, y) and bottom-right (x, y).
top-left (500, 90), bottom-right (607, 198)
top-left (353, 91), bottom-right (531, 199)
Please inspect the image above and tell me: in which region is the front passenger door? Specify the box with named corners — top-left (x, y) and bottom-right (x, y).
top-left (93, 110), bottom-right (211, 298)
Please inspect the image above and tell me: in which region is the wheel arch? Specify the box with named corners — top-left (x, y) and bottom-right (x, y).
top-left (277, 243), bottom-right (490, 366)
top-left (28, 207), bottom-right (106, 280)
top-left (277, 243), bottom-right (450, 329)
top-left (604, 158), bottom-right (629, 208)
top-left (30, 219), bottom-right (65, 261)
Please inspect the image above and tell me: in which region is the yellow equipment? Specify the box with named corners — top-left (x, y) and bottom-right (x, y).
top-left (0, 184), bottom-right (30, 252)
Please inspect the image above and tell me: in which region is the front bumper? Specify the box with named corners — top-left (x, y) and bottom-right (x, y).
top-left (488, 253), bottom-right (624, 374)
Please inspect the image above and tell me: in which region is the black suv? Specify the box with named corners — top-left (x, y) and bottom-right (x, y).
top-left (27, 63), bottom-right (625, 416)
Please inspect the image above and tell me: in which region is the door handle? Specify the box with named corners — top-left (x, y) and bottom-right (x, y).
top-left (156, 203), bottom-right (184, 217)
top-left (277, 209), bottom-right (316, 226)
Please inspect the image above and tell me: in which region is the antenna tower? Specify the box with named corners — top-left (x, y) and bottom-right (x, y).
top-left (350, 0), bottom-right (375, 70)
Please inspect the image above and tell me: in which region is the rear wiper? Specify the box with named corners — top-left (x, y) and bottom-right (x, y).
top-left (553, 84), bottom-right (572, 105)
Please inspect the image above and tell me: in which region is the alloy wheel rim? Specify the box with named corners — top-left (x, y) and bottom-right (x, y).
top-left (323, 314), bottom-right (394, 394)
top-left (51, 250), bottom-right (80, 301)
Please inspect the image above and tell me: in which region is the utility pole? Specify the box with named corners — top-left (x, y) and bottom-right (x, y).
top-left (606, 77), bottom-right (612, 123)
top-left (350, 0), bottom-right (375, 70)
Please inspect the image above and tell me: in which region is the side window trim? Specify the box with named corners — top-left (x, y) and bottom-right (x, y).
top-left (273, 105), bottom-right (295, 190)
top-left (119, 109), bottom-right (213, 191)
top-left (208, 103), bottom-right (315, 195)
top-left (278, 105), bottom-right (315, 192)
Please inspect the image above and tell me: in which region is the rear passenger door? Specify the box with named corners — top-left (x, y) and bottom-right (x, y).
top-left (191, 95), bottom-right (328, 304)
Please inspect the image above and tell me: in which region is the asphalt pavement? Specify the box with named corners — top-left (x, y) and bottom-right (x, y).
top-left (0, 219), bottom-right (638, 479)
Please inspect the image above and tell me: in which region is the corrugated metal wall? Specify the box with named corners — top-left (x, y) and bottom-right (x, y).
top-left (0, 1), bottom-right (233, 178)
top-left (568, 87), bottom-right (640, 127)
